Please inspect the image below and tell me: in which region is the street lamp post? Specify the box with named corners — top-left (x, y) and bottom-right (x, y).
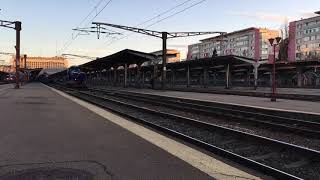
top-left (268, 37), bottom-right (282, 102)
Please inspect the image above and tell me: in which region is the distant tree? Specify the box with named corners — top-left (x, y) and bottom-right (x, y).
top-left (278, 38), bottom-right (289, 61)
top-left (212, 48), bottom-right (218, 58)
top-left (277, 17), bottom-right (289, 61)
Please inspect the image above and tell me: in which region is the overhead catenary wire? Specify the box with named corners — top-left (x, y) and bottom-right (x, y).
top-left (107, 0), bottom-right (200, 44)
top-left (59, 0), bottom-right (106, 52)
top-left (146, 0), bottom-right (207, 28)
top-left (59, 0), bottom-right (114, 54)
top-left (135, 0), bottom-right (194, 27)
top-left (81, 0), bottom-right (197, 57)
top-left (0, 9), bottom-right (10, 22)
top-left (76, 0), bottom-right (105, 29)
top-left (103, 0), bottom-right (208, 47)
top-left (81, 0), bottom-right (208, 60)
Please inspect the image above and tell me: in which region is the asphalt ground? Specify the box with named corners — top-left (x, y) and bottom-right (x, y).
top-left (0, 83), bottom-right (262, 179)
top-left (0, 83), bottom-right (212, 179)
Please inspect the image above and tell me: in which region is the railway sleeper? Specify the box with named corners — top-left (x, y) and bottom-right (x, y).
top-left (249, 152), bottom-right (278, 161)
top-left (284, 159), bottom-right (310, 169)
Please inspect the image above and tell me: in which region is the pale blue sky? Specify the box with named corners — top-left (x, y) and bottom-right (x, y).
top-left (0, 0), bottom-right (319, 66)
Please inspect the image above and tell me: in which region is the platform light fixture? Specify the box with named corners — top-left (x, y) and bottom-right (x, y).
top-left (268, 36), bottom-right (282, 102)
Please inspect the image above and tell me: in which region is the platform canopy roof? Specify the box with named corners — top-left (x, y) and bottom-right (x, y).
top-left (260, 59), bottom-right (320, 67)
top-left (167, 55), bottom-right (256, 69)
top-left (0, 71), bottom-right (9, 75)
top-left (80, 49), bottom-right (157, 71)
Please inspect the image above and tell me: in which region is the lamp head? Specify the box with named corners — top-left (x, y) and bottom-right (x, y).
top-left (275, 37), bottom-right (282, 44)
top-left (268, 38), bottom-right (275, 46)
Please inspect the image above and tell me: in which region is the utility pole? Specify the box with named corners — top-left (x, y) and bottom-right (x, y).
top-left (24, 54), bottom-right (27, 69)
top-left (91, 22), bottom-right (226, 89)
top-left (0, 20), bottom-right (22, 88)
top-left (15, 21), bottom-right (21, 88)
top-left (162, 32), bottom-right (167, 88)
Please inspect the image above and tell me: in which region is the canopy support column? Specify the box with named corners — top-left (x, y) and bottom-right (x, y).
top-left (113, 67), bottom-right (117, 86)
top-left (297, 66), bottom-right (303, 87)
top-left (203, 66), bottom-right (208, 88)
top-left (225, 64), bottom-right (230, 89)
top-left (186, 65), bottom-right (190, 88)
top-left (124, 64), bottom-right (128, 88)
top-left (254, 65), bottom-right (258, 90)
top-left (171, 68), bottom-right (176, 88)
top-left (136, 63), bottom-right (142, 88)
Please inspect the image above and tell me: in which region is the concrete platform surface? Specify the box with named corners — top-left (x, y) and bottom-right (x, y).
top-left (119, 88), bottom-right (320, 115)
top-left (170, 85), bottom-right (320, 96)
top-left (0, 83), bottom-right (262, 180)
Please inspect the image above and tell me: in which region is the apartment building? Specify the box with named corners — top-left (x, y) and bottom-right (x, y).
top-left (288, 12), bottom-right (320, 61)
top-left (187, 27), bottom-right (279, 61)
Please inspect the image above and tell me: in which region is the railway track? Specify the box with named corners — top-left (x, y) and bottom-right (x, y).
top-left (50, 84), bottom-right (320, 179)
top-left (89, 87), bottom-right (320, 139)
top-left (166, 87), bottom-right (320, 102)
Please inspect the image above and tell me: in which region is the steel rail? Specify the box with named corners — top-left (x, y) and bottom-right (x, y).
top-left (49, 84), bottom-right (320, 179)
top-left (90, 88), bottom-right (320, 138)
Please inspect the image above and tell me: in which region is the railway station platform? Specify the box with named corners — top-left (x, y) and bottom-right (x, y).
top-left (0, 83), bottom-right (263, 179)
top-left (163, 85), bottom-right (320, 101)
top-left (98, 86), bottom-right (320, 115)
top-left (169, 85), bottom-right (320, 96)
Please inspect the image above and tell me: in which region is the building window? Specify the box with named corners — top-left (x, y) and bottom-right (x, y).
top-left (304, 36), bottom-right (311, 41)
top-left (296, 53), bottom-right (301, 58)
top-left (309, 21), bottom-right (317, 26)
top-left (297, 45), bottom-right (300, 50)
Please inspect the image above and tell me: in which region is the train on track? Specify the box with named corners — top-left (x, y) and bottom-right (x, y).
top-left (65, 66), bottom-right (87, 88)
top-left (39, 66), bottom-right (87, 88)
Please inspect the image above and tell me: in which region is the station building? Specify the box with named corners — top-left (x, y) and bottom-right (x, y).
top-left (187, 27), bottom-right (279, 61)
top-left (288, 11), bottom-right (320, 61)
top-left (152, 49), bottom-right (180, 63)
top-left (0, 65), bottom-right (15, 73)
top-left (11, 56), bottom-right (68, 69)
top-left (142, 49), bottom-right (181, 67)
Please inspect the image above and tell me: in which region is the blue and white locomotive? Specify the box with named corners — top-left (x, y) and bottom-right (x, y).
top-left (66, 66), bottom-right (86, 88)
